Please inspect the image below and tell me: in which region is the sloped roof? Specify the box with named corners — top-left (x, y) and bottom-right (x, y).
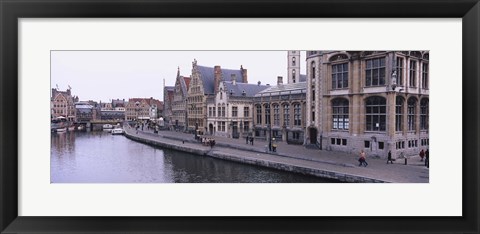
top-left (196, 65), bottom-right (244, 95)
top-left (224, 82), bottom-right (269, 97)
top-left (255, 82), bottom-right (307, 96)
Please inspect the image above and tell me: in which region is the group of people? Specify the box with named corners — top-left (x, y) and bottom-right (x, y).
top-left (245, 136), bottom-right (254, 145)
top-left (201, 137), bottom-right (216, 148)
top-left (359, 149), bottom-right (430, 168)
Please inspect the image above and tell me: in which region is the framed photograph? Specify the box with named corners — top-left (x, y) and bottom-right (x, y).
top-left (1, 0), bottom-right (478, 233)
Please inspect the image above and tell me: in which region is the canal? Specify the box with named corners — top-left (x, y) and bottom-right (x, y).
top-left (51, 131), bottom-right (336, 183)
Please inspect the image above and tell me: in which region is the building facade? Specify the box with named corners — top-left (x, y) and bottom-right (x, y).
top-left (305, 51), bottom-right (429, 158)
top-left (186, 59), bottom-right (248, 135)
top-left (163, 85), bottom-right (175, 128)
top-left (171, 70), bottom-right (191, 131)
top-left (206, 76), bottom-right (268, 138)
top-left (51, 87), bottom-right (78, 121)
top-left (125, 97), bottom-right (163, 122)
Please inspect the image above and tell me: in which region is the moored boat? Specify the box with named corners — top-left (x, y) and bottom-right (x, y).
top-left (111, 128), bottom-right (124, 135)
top-left (103, 124), bottom-right (113, 129)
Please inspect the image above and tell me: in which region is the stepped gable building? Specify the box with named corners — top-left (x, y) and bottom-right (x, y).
top-left (207, 74), bottom-right (269, 138)
top-left (163, 83), bottom-right (175, 127)
top-left (125, 97), bottom-right (163, 121)
top-left (51, 87), bottom-right (78, 121)
top-left (187, 59), bottom-right (248, 135)
top-left (171, 68), bottom-right (191, 131)
top-left (305, 51), bottom-right (429, 158)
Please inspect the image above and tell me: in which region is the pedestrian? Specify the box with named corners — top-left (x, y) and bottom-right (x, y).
top-left (246, 136), bottom-right (249, 144)
top-left (250, 137), bottom-right (254, 145)
top-left (268, 141), bottom-right (272, 152)
top-left (419, 149), bottom-right (425, 161)
top-left (387, 150), bottom-right (394, 164)
top-left (425, 149), bottom-right (429, 168)
top-left (358, 150), bottom-right (368, 167)
top-left (272, 143), bottom-right (277, 152)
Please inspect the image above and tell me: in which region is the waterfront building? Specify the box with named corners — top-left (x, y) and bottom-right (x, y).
top-left (163, 84), bottom-right (175, 129)
top-left (125, 97), bottom-right (163, 122)
top-left (305, 51), bottom-right (429, 158)
top-left (75, 102), bottom-right (95, 122)
top-left (186, 59), bottom-right (248, 135)
top-left (51, 87), bottom-right (78, 122)
top-left (206, 74), bottom-right (268, 138)
top-left (100, 99), bottom-right (126, 121)
top-left (171, 69), bottom-right (191, 131)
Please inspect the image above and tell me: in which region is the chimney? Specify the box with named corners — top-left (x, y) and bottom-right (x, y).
top-left (231, 74), bottom-right (237, 85)
top-left (241, 65), bottom-right (248, 83)
top-left (214, 65), bottom-right (222, 93)
top-left (257, 81), bottom-right (261, 86)
top-left (277, 76), bottom-right (283, 85)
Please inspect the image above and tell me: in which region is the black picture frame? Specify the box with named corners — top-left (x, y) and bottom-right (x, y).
top-left (1, 0), bottom-right (478, 233)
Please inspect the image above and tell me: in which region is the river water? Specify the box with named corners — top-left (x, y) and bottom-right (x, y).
top-left (51, 131), bottom-right (336, 183)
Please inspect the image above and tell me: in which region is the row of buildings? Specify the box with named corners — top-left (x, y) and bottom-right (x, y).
top-left (51, 88), bottom-right (164, 123)
top-left (162, 51), bottom-right (429, 157)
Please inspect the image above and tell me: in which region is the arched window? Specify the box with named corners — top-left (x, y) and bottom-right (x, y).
top-left (408, 97), bottom-right (417, 131)
top-left (420, 98), bottom-right (429, 130)
top-left (294, 103), bottom-right (301, 126)
top-left (332, 63), bottom-right (349, 89)
top-left (256, 105), bottom-right (262, 125)
top-left (283, 104), bottom-right (290, 126)
top-left (365, 96), bottom-right (386, 131)
top-left (264, 104), bottom-right (271, 125)
top-left (311, 62), bottom-right (316, 79)
top-left (292, 69), bottom-right (296, 83)
top-left (395, 97), bottom-right (404, 132)
top-left (332, 98), bottom-right (349, 130)
top-left (292, 57), bottom-right (296, 66)
top-left (273, 104), bottom-right (280, 126)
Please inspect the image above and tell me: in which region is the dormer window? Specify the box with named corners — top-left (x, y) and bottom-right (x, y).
top-left (242, 90), bottom-right (246, 96)
top-left (230, 89), bottom-right (233, 95)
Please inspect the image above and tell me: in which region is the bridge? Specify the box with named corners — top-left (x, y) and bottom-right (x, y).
top-left (76, 120), bottom-right (125, 131)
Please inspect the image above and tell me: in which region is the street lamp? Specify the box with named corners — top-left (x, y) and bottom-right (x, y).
top-left (135, 101), bottom-right (140, 125)
top-left (267, 124), bottom-right (272, 152)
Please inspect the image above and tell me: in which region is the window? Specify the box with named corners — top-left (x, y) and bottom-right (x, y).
top-left (243, 121), bottom-right (249, 132)
top-left (243, 107), bottom-right (249, 118)
top-left (422, 63), bottom-right (429, 89)
top-left (312, 111), bottom-right (315, 122)
top-left (408, 97), bottom-right (417, 131)
top-left (364, 141), bottom-right (370, 148)
top-left (395, 57), bottom-right (404, 86)
top-left (264, 104), bottom-right (271, 125)
top-left (256, 105), bottom-right (262, 125)
top-left (332, 63), bottom-right (349, 89)
top-left (212, 107), bottom-right (216, 117)
top-left (292, 57), bottom-right (296, 66)
top-left (331, 138), bottom-right (335, 144)
top-left (312, 89), bottom-right (315, 101)
top-left (273, 105), bottom-right (280, 126)
top-left (409, 60), bottom-right (417, 87)
top-left (396, 97), bottom-right (404, 132)
top-left (292, 132), bottom-right (300, 140)
top-left (283, 104), bottom-right (290, 126)
top-left (365, 57), bottom-right (386, 86)
top-left (311, 62), bottom-right (316, 79)
top-left (332, 98), bottom-right (349, 130)
top-left (294, 104), bottom-right (301, 126)
top-left (220, 121), bottom-right (226, 132)
top-left (365, 96), bottom-right (386, 131)
top-left (232, 106), bottom-right (238, 117)
top-left (292, 69), bottom-right (296, 83)
top-left (208, 107), bottom-right (212, 117)
top-left (379, 142), bottom-right (384, 150)
top-left (421, 98), bottom-right (429, 130)
top-left (342, 139), bottom-right (347, 145)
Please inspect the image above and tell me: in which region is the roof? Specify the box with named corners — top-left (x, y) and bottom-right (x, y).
top-left (183, 77), bottom-right (191, 91)
top-left (255, 82), bottom-right (307, 96)
top-left (223, 81), bottom-right (269, 97)
top-left (75, 104), bottom-right (94, 109)
top-left (196, 65), bottom-right (244, 95)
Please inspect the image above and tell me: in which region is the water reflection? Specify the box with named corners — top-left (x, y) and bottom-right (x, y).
top-left (51, 131), bottom-right (336, 183)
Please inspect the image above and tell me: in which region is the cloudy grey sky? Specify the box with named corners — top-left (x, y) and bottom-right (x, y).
top-left (51, 51), bottom-right (306, 103)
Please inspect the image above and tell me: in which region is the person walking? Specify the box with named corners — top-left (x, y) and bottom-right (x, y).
top-left (419, 149), bottom-right (425, 161)
top-left (358, 150), bottom-right (368, 167)
top-left (387, 150), bottom-right (394, 164)
top-left (246, 136), bottom-right (249, 144)
top-left (250, 137), bottom-right (254, 145)
top-left (425, 149), bottom-right (429, 168)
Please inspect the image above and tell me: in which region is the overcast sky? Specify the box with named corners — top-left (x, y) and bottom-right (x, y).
top-left (51, 51), bottom-right (307, 103)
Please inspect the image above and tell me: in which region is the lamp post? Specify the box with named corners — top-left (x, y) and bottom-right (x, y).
top-left (267, 123), bottom-right (272, 152)
top-left (135, 101), bottom-right (140, 125)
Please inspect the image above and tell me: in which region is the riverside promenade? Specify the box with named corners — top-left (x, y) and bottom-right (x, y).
top-left (124, 126), bottom-right (429, 183)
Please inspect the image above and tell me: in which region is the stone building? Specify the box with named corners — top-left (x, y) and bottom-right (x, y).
top-left (305, 51), bottom-right (429, 158)
top-left (100, 99), bottom-right (126, 120)
top-left (171, 69), bottom-right (191, 131)
top-left (125, 97), bottom-right (163, 122)
top-left (206, 75), bottom-right (268, 138)
top-left (163, 84), bottom-right (175, 128)
top-left (186, 59), bottom-right (248, 135)
top-left (51, 87), bottom-right (78, 121)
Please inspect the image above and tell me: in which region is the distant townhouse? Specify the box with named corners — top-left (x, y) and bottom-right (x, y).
top-left (100, 99), bottom-right (126, 120)
top-left (125, 97), bottom-right (163, 122)
top-left (163, 84), bottom-right (175, 128)
top-left (171, 69), bottom-right (191, 131)
top-left (187, 59), bottom-right (248, 135)
top-left (51, 87), bottom-right (78, 121)
top-left (207, 74), bottom-right (268, 138)
top-left (305, 51), bottom-right (429, 158)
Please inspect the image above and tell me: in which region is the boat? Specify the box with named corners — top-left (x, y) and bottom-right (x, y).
top-left (103, 124), bottom-right (113, 129)
top-left (111, 128), bottom-right (124, 135)
top-left (56, 127), bottom-right (67, 132)
top-left (51, 116), bottom-right (70, 133)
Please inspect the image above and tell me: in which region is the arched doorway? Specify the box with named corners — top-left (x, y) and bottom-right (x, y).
top-left (309, 127), bottom-right (317, 144)
top-left (209, 123), bottom-right (214, 135)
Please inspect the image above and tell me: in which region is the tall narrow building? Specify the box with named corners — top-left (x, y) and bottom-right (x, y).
top-left (287, 51), bottom-right (301, 84)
